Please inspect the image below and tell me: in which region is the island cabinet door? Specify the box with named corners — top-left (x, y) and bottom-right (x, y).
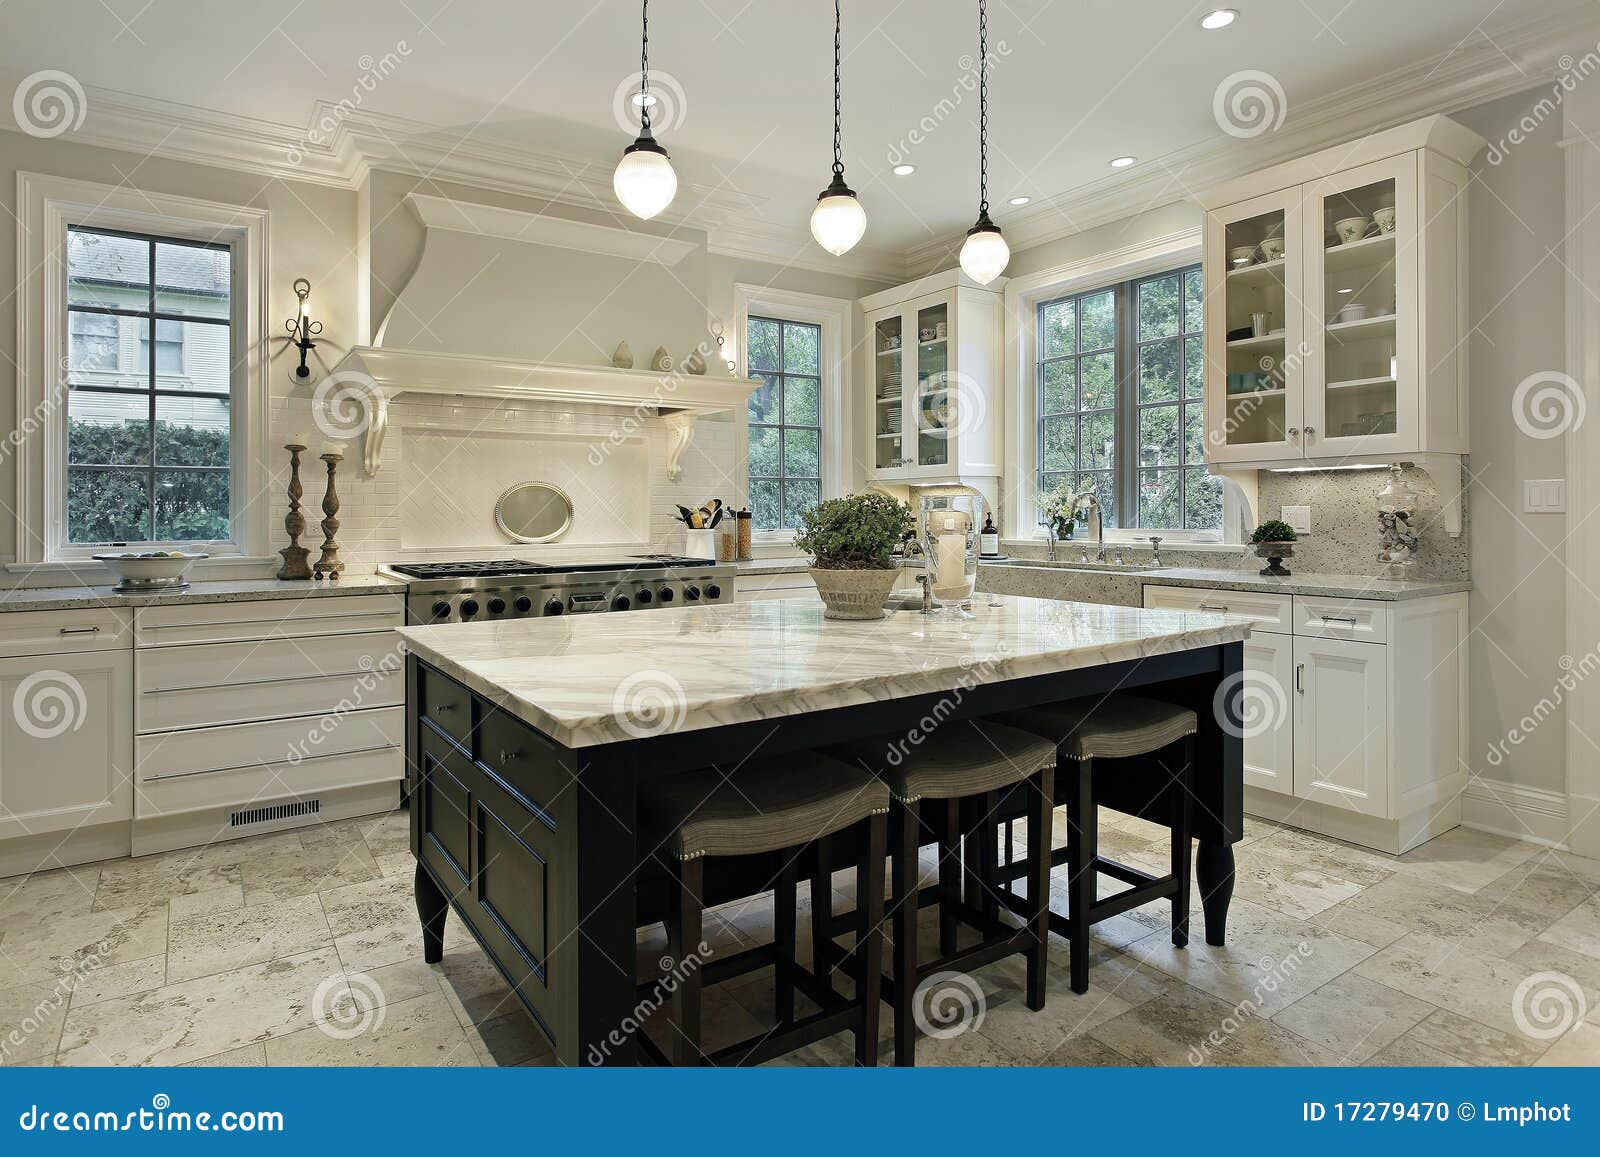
top-left (1240, 630), bottom-right (1295, 795)
top-left (1292, 635), bottom-right (1389, 817)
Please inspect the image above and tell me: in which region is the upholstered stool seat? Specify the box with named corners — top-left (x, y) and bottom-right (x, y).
top-left (636, 750), bottom-right (889, 1067)
top-left (641, 751), bottom-right (889, 860)
top-left (991, 694), bottom-right (1199, 994)
top-left (824, 720), bottom-right (1056, 1065)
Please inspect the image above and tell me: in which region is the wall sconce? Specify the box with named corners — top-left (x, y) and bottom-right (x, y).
top-left (709, 318), bottom-right (737, 374)
top-left (286, 278), bottom-right (322, 379)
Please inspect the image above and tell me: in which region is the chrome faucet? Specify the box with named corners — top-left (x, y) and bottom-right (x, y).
top-left (1085, 497), bottom-right (1108, 563)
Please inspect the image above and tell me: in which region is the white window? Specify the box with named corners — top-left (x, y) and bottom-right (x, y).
top-left (733, 285), bottom-right (850, 542)
top-left (15, 173), bottom-right (269, 568)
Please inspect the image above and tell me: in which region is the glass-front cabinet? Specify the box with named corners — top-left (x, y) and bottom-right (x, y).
top-left (863, 273), bottom-right (1001, 482)
top-left (1201, 119), bottom-right (1477, 468)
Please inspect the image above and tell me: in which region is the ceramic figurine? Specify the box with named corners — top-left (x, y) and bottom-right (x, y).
top-left (651, 345), bottom-right (672, 372)
top-left (612, 340), bottom-right (633, 369)
top-left (684, 349), bottom-right (706, 375)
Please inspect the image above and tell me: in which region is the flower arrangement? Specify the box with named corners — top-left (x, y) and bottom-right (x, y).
top-left (1038, 485), bottom-right (1093, 539)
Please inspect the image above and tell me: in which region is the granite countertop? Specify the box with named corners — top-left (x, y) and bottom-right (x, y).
top-left (734, 557), bottom-right (813, 576)
top-left (0, 573), bottom-right (405, 613)
top-left (396, 593), bottom-right (1248, 748)
top-left (979, 560), bottom-right (1468, 602)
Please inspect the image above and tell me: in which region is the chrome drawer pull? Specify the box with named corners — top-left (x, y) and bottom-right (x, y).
top-left (59, 626), bottom-right (102, 635)
top-left (1321, 614), bottom-right (1358, 626)
top-left (433, 702), bottom-right (457, 713)
top-left (142, 743), bottom-right (396, 781)
top-left (1295, 663), bottom-right (1305, 694)
top-left (497, 748), bottom-right (523, 765)
top-left (1198, 603), bottom-right (1230, 613)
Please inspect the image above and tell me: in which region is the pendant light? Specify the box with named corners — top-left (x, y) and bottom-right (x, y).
top-left (613, 0), bottom-right (678, 220)
top-left (958, 0), bottom-right (1009, 285)
top-left (810, 0), bottom-right (867, 256)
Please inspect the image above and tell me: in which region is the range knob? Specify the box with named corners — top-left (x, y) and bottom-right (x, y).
top-left (706, 584), bottom-right (722, 601)
top-left (543, 598), bottom-right (565, 616)
top-left (613, 595), bottom-right (631, 611)
top-left (514, 595), bottom-right (533, 613)
top-left (684, 585), bottom-right (701, 602)
top-left (635, 588), bottom-right (653, 605)
top-left (431, 601), bottom-right (451, 619)
top-left (657, 587), bottom-right (675, 603)
top-left (487, 597), bottom-right (506, 615)
top-left (459, 599), bottom-right (479, 617)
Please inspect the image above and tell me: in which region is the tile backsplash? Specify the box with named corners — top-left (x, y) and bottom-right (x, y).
top-left (268, 393), bottom-right (736, 573)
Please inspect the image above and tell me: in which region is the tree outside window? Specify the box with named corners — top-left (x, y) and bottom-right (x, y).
top-left (747, 316), bottom-right (822, 531)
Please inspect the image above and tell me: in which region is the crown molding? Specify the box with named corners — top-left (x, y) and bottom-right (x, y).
top-left (405, 192), bottom-right (698, 266)
top-left (903, 7), bottom-right (1600, 274)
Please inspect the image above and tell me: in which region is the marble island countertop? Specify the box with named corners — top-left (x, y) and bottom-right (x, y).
top-left (397, 593), bottom-right (1249, 748)
top-left (0, 573), bottom-right (404, 612)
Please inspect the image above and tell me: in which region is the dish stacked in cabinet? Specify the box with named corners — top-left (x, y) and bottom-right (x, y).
top-left (132, 592), bottom-right (406, 855)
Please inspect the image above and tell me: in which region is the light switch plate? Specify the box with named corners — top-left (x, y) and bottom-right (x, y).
top-left (1524, 479), bottom-right (1567, 513)
top-left (1281, 505), bottom-right (1312, 533)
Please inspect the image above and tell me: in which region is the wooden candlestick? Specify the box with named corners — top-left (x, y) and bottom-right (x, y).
top-left (312, 451), bottom-right (345, 580)
top-left (277, 444), bottom-right (312, 580)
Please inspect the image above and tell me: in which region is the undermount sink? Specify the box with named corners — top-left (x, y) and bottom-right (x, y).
top-left (996, 559), bottom-right (1170, 574)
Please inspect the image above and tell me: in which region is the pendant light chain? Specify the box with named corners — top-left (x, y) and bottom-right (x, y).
top-left (832, 0), bottom-right (844, 176)
top-left (640, 0), bottom-right (653, 135)
top-left (977, 0), bottom-right (989, 213)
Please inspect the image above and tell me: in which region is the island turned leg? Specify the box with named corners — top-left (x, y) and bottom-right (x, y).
top-left (1195, 842), bottom-right (1234, 947)
top-left (415, 862), bottom-right (449, 964)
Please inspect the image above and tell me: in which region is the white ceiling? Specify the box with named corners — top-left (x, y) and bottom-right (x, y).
top-left (1, 0), bottom-right (1593, 252)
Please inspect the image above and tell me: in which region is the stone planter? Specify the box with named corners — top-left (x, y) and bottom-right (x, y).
top-left (808, 566), bottom-right (899, 620)
top-left (1253, 541), bottom-right (1295, 577)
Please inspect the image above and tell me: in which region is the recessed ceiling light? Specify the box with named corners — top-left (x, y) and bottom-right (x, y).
top-left (1200, 9), bottom-right (1237, 30)
top-left (630, 91), bottom-right (657, 108)
top-left (1109, 155), bottom-right (1137, 169)
top-left (1008, 195), bottom-right (1031, 206)
top-left (892, 163), bottom-right (915, 176)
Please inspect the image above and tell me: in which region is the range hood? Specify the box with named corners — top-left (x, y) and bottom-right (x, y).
top-left (325, 194), bottom-right (758, 477)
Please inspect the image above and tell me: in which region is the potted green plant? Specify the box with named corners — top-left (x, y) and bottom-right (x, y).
top-left (1250, 519), bottom-right (1299, 576)
top-left (794, 492), bottom-right (916, 620)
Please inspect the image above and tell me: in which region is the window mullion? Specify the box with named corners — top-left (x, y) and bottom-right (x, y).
top-left (146, 238), bottom-right (157, 542)
top-left (1116, 281), bottom-right (1137, 528)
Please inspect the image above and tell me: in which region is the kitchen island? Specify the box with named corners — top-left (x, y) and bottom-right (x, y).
top-left (396, 594), bottom-right (1249, 1065)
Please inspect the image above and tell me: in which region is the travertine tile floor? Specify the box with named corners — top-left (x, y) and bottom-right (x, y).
top-left (2, 807), bottom-right (1598, 1067)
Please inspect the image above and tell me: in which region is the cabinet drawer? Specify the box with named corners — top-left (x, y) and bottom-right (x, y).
top-left (1143, 585), bottom-right (1293, 633)
top-left (418, 664), bottom-right (473, 746)
top-left (1294, 596), bottom-right (1387, 643)
top-left (135, 593), bottom-right (403, 646)
top-left (137, 631), bottom-right (403, 732)
top-left (0, 606), bottom-right (132, 658)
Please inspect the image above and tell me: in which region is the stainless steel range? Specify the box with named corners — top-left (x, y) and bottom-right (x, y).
top-left (379, 555), bottom-right (736, 624)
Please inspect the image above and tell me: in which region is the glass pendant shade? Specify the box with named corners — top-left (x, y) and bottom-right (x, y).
top-left (613, 138), bottom-right (677, 220)
top-left (810, 176), bottom-right (866, 255)
top-left (959, 216), bottom-right (1010, 285)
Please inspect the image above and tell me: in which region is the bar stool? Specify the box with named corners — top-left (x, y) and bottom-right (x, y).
top-left (636, 751), bottom-right (889, 1066)
top-left (825, 719), bottom-right (1056, 1066)
top-left (993, 695), bottom-right (1198, 994)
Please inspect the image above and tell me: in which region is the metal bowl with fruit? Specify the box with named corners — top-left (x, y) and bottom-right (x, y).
top-left (92, 550), bottom-right (209, 592)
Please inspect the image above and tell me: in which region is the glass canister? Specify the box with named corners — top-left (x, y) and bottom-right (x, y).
top-left (1376, 464), bottom-right (1420, 574)
top-left (918, 485), bottom-right (984, 609)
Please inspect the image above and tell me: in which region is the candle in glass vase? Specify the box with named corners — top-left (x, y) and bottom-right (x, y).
top-left (931, 511), bottom-right (974, 603)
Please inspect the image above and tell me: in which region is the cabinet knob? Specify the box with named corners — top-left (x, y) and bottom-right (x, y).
top-left (498, 748), bottom-right (521, 764)
top-left (1304, 426), bottom-right (1316, 437)
top-left (1287, 427), bottom-right (1301, 438)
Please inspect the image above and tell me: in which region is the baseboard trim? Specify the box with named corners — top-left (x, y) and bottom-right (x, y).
top-left (0, 822), bottom-right (131, 880)
top-left (131, 780), bottom-right (401, 857)
top-left (1460, 777), bottom-right (1569, 849)
top-left (1244, 787), bottom-right (1460, 854)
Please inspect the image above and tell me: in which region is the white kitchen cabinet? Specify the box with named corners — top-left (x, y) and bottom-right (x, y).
top-left (1200, 115), bottom-right (1481, 469)
top-left (1143, 583), bottom-right (1466, 852)
top-left (1292, 634), bottom-right (1388, 817)
top-left (860, 270), bottom-right (1002, 483)
top-left (0, 647), bottom-right (132, 845)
